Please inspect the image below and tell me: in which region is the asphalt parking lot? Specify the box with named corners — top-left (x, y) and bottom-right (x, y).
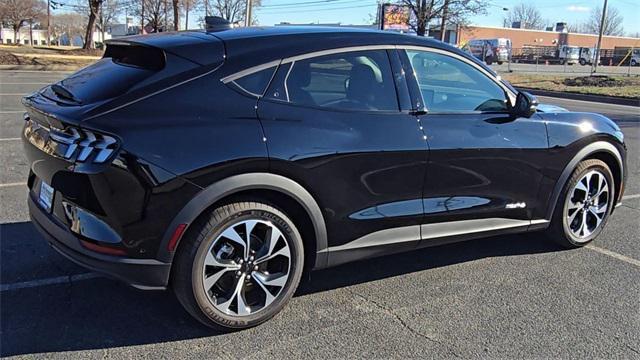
top-left (1, 70), bottom-right (639, 359)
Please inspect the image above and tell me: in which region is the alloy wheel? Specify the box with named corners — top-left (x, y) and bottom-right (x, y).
top-left (565, 170), bottom-right (609, 241)
top-left (201, 219), bottom-right (291, 316)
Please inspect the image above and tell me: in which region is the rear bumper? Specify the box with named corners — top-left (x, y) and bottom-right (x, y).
top-left (29, 195), bottom-right (171, 290)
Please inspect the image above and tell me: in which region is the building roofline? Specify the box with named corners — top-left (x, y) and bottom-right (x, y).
top-left (464, 25), bottom-right (640, 41)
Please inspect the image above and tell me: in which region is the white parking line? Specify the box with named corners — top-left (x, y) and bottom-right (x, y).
top-left (0, 182), bottom-right (26, 188)
top-left (0, 273), bottom-right (100, 292)
top-left (622, 194), bottom-right (640, 200)
top-left (0, 138), bottom-right (20, 142)
top-left (0, 111), bottom-right (24, 114)
top-left (0, 83), bottom-right (48, 85)
top-left (585, 245), bottom-right (640, 268)
top-left (0, 94), bottom-right (25, 96)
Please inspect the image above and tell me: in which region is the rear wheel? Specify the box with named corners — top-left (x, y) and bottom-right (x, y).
top-left (545, 159), bottom-right (614, 248)
top-left (172, 201), bottom-right (304, 329)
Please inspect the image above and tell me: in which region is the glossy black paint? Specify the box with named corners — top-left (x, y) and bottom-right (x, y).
top-left (21, 26), bottom-right (626, 289)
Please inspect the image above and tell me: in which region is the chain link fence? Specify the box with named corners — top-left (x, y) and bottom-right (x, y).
top-left (467, 45), bottom-right (640, 76)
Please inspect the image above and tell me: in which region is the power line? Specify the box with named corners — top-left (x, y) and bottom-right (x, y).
top-left (259, 0), bottom-right (359, 8)
top-left (257, 2), bottom-right (377, 14)
top-left (258, 0), bottom-right (374, 10)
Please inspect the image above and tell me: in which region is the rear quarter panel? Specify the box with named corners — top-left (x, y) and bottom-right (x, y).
top-left (83, 71), bottom-right (269, 188)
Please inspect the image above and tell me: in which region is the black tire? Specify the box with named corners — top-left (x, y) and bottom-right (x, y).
top-left (497, 61), bottom-right (503, 65)
top-left (172, 201), bottom-right (304, 330)
top-left (544, 159), bottom-right (614, 248)
top-left (579, 59), bottom-right (586, 66)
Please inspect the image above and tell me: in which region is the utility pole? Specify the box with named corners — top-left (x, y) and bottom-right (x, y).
top-left (245, 0), bottom-right (252, 27)
top-left (439, 0), bottom-right (449, 42)
top-left (592, 0), bottom-right (607, 74)
top-left (47, 0), bottom-right (51, 45)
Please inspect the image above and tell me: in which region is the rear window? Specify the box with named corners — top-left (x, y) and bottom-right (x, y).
top-left (48, 44), bottom-right (165, 104)
top-left (104, 44), bottom-right (165, 70)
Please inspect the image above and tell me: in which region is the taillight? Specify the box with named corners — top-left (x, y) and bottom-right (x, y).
top-left (24, 112), bottom-right (119, 164)
top-left (47, 126), bottom-right (118, 163)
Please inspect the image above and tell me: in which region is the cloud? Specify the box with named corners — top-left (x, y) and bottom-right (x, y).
top-left (567, 5), bottom-right (590, 12)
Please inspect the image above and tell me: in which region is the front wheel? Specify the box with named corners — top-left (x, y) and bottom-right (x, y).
top-left (545, 159), bottom-right (614, 248)
top-left (172, 201), bottom-right (304, 329)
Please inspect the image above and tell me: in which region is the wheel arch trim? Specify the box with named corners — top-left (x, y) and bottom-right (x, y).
top-left (546, 141), bottom-right (623, 220)
top-left (159, 172), bottom-right (328, 269)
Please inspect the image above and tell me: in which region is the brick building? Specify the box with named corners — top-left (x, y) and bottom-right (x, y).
top-left (457, 25), bottom-right (640, 49)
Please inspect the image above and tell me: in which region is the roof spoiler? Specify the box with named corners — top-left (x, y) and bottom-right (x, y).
top-left (104, 31), bottom-right (225, 66)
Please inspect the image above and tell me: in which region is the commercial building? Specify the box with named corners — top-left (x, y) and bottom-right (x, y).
top-left (0, 28), bottom-right (109, 46)
top-left (457, 25), bottom-right (639, 49)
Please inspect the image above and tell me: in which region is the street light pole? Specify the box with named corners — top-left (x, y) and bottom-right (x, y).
top-left (245, 0), bottom-right (252, 27)
top-left (592, 0), bottom-right (608, 74)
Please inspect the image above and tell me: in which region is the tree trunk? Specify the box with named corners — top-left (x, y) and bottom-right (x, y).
top-left (83, 0), bottom-right (99, 49)
top-left (439, 0), bottom-right (449, 42)
top-left (185, 1), bottom-right (189, 30)
top-left (172, 0), bottom-right (179, 30)
top-left (416, 0), bottom-right (427, 36)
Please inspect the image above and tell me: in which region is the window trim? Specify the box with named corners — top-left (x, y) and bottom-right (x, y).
top-left (220, 45), bottom-right (516, 109)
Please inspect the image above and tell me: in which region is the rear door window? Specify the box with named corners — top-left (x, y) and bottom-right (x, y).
top-left (270, 50), bottom-right (398, 111)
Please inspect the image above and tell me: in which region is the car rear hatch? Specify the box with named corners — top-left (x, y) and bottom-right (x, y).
top-left (22, 30), bottom-right (225, 194)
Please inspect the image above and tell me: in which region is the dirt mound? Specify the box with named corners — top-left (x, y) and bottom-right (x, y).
top-left (563, 75), bottom-right (629, 87)
top-left (0, 50), bottom-right (41, 65)
top-left (0, 50), bottom-right (20, 64)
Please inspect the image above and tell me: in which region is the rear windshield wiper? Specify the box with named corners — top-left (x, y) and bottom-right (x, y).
top-left (51, 84), bottom-right (82, 104)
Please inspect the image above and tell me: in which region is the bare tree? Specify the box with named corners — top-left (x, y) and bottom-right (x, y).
top-left (502, 3), bottom-right (544, 30)
top-left (439, 0), bottom-right (485, 39)
top-left (53, 12), bottom-right (87, 44)
top-left (210, 0), bottom-right (260, 24)
top-left (396, 0), bottom-right (484, 37)
top-left (77, 0), bottom-right (103, 49)
top-left (131, 0), bottom-right (166, 32)
top-left (172, 0), bottom-right (179, 30)
top-left (0, 0), bottom-right (46, 43)
top-left (97, 0), bottom-right (121, 44)
top-left (583, 6), bottom-right (624, 36)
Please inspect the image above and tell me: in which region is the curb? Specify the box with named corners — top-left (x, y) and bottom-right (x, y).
top-left (518, 87), bottom-right (639, 107)
top-left (0, 64), bottom-right (79, 71)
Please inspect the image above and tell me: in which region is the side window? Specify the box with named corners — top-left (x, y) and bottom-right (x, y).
top-left (406, 50), bottom-right (508, 113)
top-left (229, 66), bottom-right (276, 97)
top-left (281, 50), bottom-right (398, 111)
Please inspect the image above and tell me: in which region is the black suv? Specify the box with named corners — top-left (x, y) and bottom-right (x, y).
top-left (22, 27), bottom-right (626, 329)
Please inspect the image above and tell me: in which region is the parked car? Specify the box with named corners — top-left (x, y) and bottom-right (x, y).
top-left (463, 38), bottom-right (511, 65)
top-left (22, 26), bottom-right (627, 330)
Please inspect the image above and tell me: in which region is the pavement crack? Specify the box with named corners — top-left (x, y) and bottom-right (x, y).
top-left (346, 288), bottom-right (461, 358)
top-left (626, 344), bottom-right (640, 355)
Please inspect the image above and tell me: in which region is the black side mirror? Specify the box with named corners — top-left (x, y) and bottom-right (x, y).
top-left (512, 91), bottom-right (538, 118)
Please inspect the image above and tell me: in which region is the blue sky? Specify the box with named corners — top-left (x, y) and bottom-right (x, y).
top-left (251, 0), bottom-right (640, 36)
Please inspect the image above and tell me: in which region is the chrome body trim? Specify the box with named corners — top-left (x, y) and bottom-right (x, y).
top-left (218, 44), bottom-right (515, 104)
top-left (321, 218), bottom-right (545, 253)
top-left (420, 218), bottom-right (529, 240)
top-left (220, 60), bottom-right (281, 83)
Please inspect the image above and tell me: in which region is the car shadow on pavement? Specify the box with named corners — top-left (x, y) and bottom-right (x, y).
top-left (0, 221), bottom-right (565, 356)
